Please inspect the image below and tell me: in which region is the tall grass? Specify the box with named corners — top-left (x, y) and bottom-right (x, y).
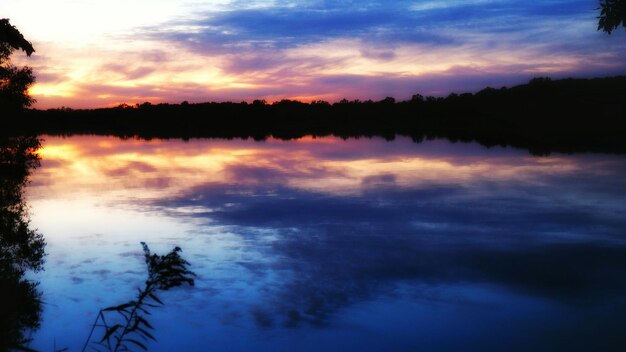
top-left (81, 243), bottom-right (195, 352)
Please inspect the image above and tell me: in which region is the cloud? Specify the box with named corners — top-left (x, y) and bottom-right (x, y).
top-left (141, 0), bottom-right (603, 53)
top-left (111, 0), bottom-right (625, 103)
top-left (99, 63), bottom-right (157, 81)
top-left (141, 2), bottom-right (453, 54)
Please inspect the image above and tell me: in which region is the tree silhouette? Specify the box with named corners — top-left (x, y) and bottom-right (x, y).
top-left (598, 0), bottom-right (626, 33)
top-left (0, 19), bottom-right (36, 110)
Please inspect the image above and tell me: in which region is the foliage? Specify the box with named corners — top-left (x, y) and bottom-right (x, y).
top-left (598, 0), bottom-right (626, 33)
top-left (82, 243), bottom-right (195, 352)
top-left (0, 19), bottom-right (36, 110)
top-left (0, 19), bottom-right (34, 56)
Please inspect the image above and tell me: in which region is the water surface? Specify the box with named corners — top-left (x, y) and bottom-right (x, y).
top-left (24, 136), bottom-right (626, 351)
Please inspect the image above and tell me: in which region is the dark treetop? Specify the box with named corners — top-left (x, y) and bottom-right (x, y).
top-left (598, 0), bottom-right (626, 34)
top-left (0, 18), bottom-right (36, 110)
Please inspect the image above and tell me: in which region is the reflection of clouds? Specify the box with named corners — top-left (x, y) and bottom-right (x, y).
top-left (258, 234), bottom-right (626, 328)
top-left (157, 168), bottom-right (626, 242)
top-left (33, 137), bottom-right (626, 297)
top-left (224, 164), bottom-right (291, 185)
top-left (104, 161), bottom-right (158, 177)
top-left (361, 173), bottom-right (397, 188)
top-left (27, 136), bottom-right (626, 350)
top-left (146, 153), bottom-right (626, 329)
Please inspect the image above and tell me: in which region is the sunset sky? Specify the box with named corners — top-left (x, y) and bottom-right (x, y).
top-left (2, 0), bottom-right (625, 109)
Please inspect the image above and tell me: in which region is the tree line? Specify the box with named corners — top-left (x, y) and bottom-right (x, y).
top-left (1, 75), bottom-right (624, 155)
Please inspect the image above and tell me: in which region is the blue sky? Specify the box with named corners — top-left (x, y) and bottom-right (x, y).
top-left (2, 0), bottom-right (625, 108)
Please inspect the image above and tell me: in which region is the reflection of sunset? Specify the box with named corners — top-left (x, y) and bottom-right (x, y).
top-left (31, 136), bottom-right (581, 201)
top-left (37, 144), bottom-right (80, 160)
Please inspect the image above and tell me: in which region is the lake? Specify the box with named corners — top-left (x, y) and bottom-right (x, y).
top-left (16, 135), bottom-right (626, 351)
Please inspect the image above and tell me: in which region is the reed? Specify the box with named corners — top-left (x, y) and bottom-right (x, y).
top-left (81, 242), bottom-right (195, 352)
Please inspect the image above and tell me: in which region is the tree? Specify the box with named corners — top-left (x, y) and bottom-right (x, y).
top-left (0, 18), bottom-right (36, 110)
top-left (598, 0), bottom-right (626, 34)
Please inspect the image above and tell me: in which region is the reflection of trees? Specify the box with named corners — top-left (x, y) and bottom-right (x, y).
top-left (0, 135), bottom-right (45, 350)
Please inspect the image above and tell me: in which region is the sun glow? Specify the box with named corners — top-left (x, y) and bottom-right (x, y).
top-left (29, 83), bottom-right (76, 98)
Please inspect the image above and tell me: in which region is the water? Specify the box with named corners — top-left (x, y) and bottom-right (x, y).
top-left (20, 135), bottom-right (626, 351)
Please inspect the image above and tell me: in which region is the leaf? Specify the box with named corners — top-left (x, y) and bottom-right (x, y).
top-left (125, 339), bottom-right (148, 350)
top-left (136, 327), bottom-right (156, 341)
top-left (117, 309), bottom-right (130, 320)
top-left (136, 305), bottom-right (151, 314)
top-left (149, 292), bottom-right (164, 305)
top-left (100, 324), bottom-right (122, 342)
top-left (102, 302), bottom-right (135, 312)
top-left (137, 316), bottom-right (154, 329)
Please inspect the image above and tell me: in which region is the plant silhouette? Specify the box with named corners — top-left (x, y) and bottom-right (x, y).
top-left (0, 135), bottom-right (46, 351)
top-left (0, 18), bottom-right (36, 110)
top-left (82, 243), bottom-right (195, 352)
top-left (598, 0), bottom-right (626, 33)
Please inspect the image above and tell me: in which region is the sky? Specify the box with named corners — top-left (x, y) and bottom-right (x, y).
top-left (2, 0), bottom-right (626, 109)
